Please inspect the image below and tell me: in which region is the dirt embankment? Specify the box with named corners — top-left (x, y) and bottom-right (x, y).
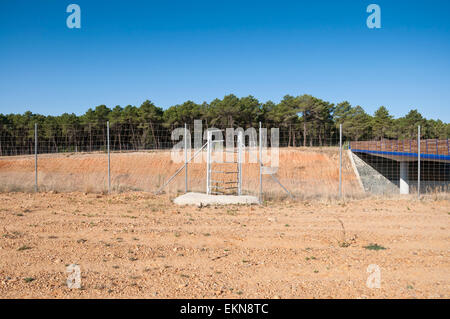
top-left (0, 148), bottom-right (362, 198)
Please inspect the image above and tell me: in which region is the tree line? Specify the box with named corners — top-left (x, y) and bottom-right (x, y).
top-left (0, 94), bottom-right (449, 155)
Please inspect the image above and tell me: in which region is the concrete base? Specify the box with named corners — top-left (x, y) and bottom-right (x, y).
top-left (350, 151), bottom-right (399, 195)
top-left (347, 150), bottom-right (365, 192)
top-left (399, 162), bottom-right (409, 194)
top-left (173, 192), bottom-right (259, 206)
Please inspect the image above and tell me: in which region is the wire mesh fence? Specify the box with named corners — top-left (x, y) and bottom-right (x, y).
top-left (350, 129), bottom-right (450, 195)
top-left (0, 122), bottom-right (448, 200)
top-left (0, 122), bottom-right (345, 156)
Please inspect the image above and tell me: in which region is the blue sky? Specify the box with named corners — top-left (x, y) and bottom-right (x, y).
top-left (0, 0), bottom-right (449, 121)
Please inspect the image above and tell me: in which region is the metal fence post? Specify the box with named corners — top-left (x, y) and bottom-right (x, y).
top-left (418, 125), bottom-right (421, 199)
top-left (259, 122), bottom-right (263, 204)
top-left (34, 123), bottom-right (38, 192)
top-left (237, 130), bottom-right (243, 196)
top-left (339, 123), bottom-right (342, 198)
top-left (206, 130), bottom-right (211, 195)
top-left (107, 121), bottom-right (111, 193)
top-left (185, 123), bottom-right (188, 193)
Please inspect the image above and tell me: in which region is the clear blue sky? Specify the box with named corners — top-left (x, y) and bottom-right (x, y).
top-left (0, 0), bottom-right (449, 121)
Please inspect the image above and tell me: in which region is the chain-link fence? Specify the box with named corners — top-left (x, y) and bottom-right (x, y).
top-left (0, 122), bottom-right (448, 200)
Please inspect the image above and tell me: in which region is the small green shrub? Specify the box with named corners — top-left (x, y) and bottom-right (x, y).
top-left (364, 243), bottom-right (386, 251)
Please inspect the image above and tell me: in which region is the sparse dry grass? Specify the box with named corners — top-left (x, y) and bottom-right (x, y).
top-left (0, 148), bottom-right (363, 199)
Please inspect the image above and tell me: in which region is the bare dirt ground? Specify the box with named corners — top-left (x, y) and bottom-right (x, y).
top-left (0, 192), bottom-right (448, 299)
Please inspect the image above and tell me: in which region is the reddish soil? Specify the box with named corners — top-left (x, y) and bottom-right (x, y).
top-left (0, 192), bottom-right (448, 298)
top-left (0, 148), bottom-right (362, 198)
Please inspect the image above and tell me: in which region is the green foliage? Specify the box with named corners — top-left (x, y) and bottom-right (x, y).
top-left (395, 109), bottom-right (426, 139)
top-left (344, 106), bottom-right (372, 141)
top-left (372, 106), bottom-right (394, 140)
top-left (0, 94), bottom-right (448, 156)
top-left (364, 243), bottom-right (387, 251)
top-left (23, 277), bottom-right (35, 283)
